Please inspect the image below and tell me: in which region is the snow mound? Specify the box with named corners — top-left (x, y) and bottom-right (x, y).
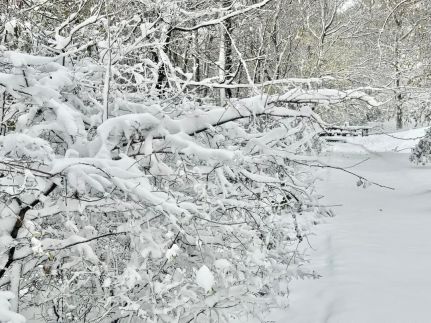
top-left (329, 127), bottom-right (427, 154)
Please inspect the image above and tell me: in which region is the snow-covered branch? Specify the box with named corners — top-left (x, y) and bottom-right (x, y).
top-left (172, 0), bottom-right (273, 32)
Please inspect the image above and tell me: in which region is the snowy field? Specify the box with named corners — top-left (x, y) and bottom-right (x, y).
top-left (272, 128), bottom-right (431, 323)
top-left (330, 127), bottom-right (427, 154)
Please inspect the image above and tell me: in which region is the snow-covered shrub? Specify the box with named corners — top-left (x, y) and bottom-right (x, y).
top-left (410, 127), bottom-right (431, 165)
top-left (0, 2), bottom-right (384, 321)
top-left (0, 50), bottom-right (335, 322)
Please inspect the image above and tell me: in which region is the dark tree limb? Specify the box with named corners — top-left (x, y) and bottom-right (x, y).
top-left (0, 182), bottom-right (57, 279)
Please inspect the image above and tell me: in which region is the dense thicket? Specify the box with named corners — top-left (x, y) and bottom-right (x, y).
top-left (0, 0), bottom-right (429, 322)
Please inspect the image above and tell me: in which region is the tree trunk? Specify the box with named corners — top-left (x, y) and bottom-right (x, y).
top-left (394, 13), bottom-right (403, 129)
top-left (219, 0), bottom-right (233, 105)
top-left (396, 99), bottom-right (403, 130)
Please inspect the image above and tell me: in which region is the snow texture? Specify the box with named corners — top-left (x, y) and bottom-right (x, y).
top-left (267, 131), bottom-right (431, 323)
top-left (0, 292), bottom-right (25, 323)
top-left (330, 127), bottom-right (426, 154)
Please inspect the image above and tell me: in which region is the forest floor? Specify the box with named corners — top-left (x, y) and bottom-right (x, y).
top-left (272, 128), bottom-right (431, 323)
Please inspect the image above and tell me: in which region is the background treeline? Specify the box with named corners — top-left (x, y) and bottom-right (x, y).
top-left (3, 0), bottom-right (431, 128)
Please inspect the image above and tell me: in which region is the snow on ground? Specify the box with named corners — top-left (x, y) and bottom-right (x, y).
top-left (330, 127), bottom-right (426, 154)
top-left (272, 128), bottom-right (431, 323)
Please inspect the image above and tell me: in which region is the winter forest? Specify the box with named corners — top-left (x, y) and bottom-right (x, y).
top-left (1, 0), bottom-right (431, 322)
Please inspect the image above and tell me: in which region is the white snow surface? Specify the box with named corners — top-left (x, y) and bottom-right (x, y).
top-left (269, 129), bottom-right (431, 323)
top-left (0, 292), bottom-right (25, 323)
top-left (330, 127), bottom-right (427, 154)
top-left (196, 265), bottom-right (215, 293)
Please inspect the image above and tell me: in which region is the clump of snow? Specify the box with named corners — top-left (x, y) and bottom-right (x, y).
top-left (196, 265), bottom-right (215, 293)
top-left (97, 113), bottom-right (160, 146)
top-left (31, 237), bottom-right (44, 255)
top-left (0, 134), bottom-right (54, 162)
top-left (214, 259), bottom-right (231, 270)
top-left (214, 259), bottom-right (232, 275)
top-left (4, 20), bottom-right (17, 35)
top-left (4, 51), bottom-right (54, 66)
top-left (119, 267), bottom-right (142, 289)
top-left (0, 292), bottom-right (25, 323)
top-left (165, 244), bottom-right (180, 260)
